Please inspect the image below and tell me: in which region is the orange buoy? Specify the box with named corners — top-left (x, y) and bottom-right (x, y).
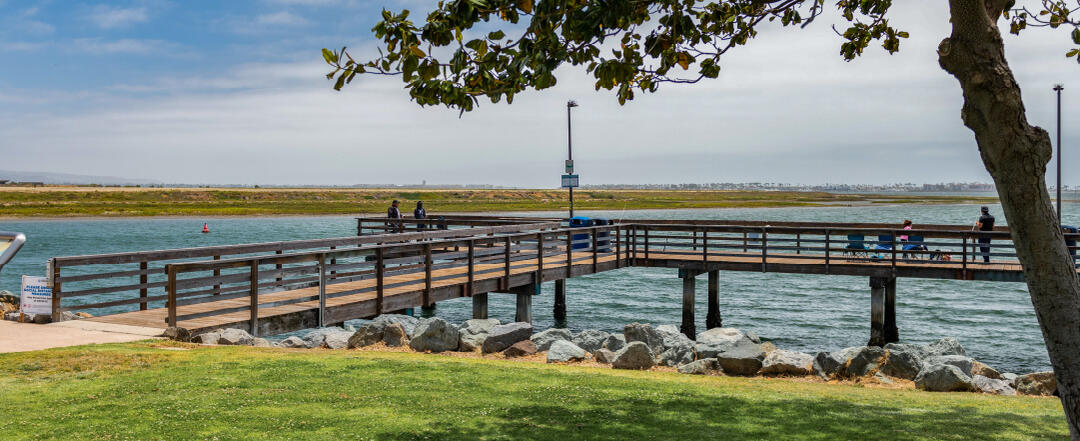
top-left (202, 223), bottom-right (210, 233)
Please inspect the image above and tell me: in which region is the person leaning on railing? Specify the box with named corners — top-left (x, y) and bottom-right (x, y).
top-left (975, 206), bottom-right (995, 263)
top-left (387, 200), bottom-right (404, 233)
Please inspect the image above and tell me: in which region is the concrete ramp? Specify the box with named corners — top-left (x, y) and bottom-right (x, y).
top-left (0, 319), bottom-right (163, 353)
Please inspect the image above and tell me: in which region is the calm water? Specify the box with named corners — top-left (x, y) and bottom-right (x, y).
top-left (1, 202), bottom-right (1073, 374)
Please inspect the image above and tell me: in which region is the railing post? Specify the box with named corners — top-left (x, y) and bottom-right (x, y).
top-left (962, 233), bottom-right (968, 278)
top-left (425, 243), bottom-right (434, 306)
top-left (467, 240), bottom-right (475, 297)
top-left (503, 237), bottom-right (511, 291)
top-left (536, 232), bottom-right (545, 284)
top-left (375, 247), bottom-right (384, 315)
top-left (702, 230), bottom-right (708, 265)
top-left (166, 265), bottom-right (177, 328)
top-left (824, 229), bottom-right (831, 274)
top-left (891, 232), bottom-right (897, 272)
top-left (566, 230), bottom-right (573, 277)
top-left (644, 227), bottom-right (650, 259)
top-left (275, 250), bottom-right (283, 285)
top-left (761, 228), bottom-right (768, 273)
top-left (318, 254), bottom-right (326, 328)
top-left (591, 228), bottom-right (598, 273)
top-left (212, 255), bottom-right (221, 296)
top-left (249, 260), bottom-right (259, 336)
top-left (49, 259), bottom-right (62, 320)
top-left (139, 261), bottom-right (148, 311)
top-left (329, 246), bottom-right (337, 276)
top-left (796, 233), bottom-right (801, 255)
top-left (616, 227), bottom-right (622, 268)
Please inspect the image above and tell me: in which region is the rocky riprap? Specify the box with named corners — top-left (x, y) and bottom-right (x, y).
top-left (172, 316), bottom-right (1056, 397)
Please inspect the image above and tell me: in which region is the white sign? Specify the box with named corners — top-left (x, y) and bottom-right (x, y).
top-left (561, 174), bottom-right (579, 188)
top-left (565, 160), bottom-right (574, 174)
top-left (20, 275), bottom-right (51, 315)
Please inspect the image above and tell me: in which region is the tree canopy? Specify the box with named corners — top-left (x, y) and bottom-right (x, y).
top-left (323, 0), bottom-right (1079, 113)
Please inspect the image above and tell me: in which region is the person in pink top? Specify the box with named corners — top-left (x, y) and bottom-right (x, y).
top-left (900, 219), bottom-right (912, 241)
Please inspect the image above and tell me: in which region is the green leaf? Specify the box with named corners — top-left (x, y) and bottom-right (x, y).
top-left (1072, 28), bottom-right (1080, 45)
top-left (488, 30), bottom-right (505, 40)
top-left (321, 48), bottom-right (337, 65)
top-left (333, 74), bottom-right (346, 91)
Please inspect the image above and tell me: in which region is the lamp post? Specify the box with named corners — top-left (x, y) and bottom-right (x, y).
top-left (567, 100), bottom-right (578, 218)
top-left (1055, 84), bottom-right (1064, 224)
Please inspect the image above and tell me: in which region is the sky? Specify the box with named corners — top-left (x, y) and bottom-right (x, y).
top-left (0, 0), bottom-right (1077, 187)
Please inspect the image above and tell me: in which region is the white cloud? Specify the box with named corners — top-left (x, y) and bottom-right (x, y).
top-left (72, 38), bottom-right (172, 54)
top-left (255, 11), bottom-right (310, 26)
top-left (87, 5), bottom-right (149, 29)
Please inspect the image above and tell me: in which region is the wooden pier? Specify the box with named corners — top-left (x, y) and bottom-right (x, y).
top-left (48, 215), bottom-right (1061, 345)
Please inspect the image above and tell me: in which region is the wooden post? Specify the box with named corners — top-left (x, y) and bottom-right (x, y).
top-left (644, 227), bottom-right (650, 259)
top-left (472, 293), bottom-right (488, 319)
top-left (424, 243), bottom-right (433, 307)
top-left (706, 270), bottom-right (721, 329)
top-left (554, 279), bottom-right (567, 321)
top-left (318, 254), bottom-right (327, 328)
top-left (249, 261), bottom-right (259, 336)
top-left (503, 238), bottom-right (511, 291)
top-left (329, 246), bottom-right (337, 276)
top-left (962, 233), bottom-right (968, 278)
top-left (680, 269), bottom-right (696, 339)
top-left (702, 231), bottom-right (708, 264)
top-left (824, 230), bottom-right (831, 274)
top-left (868, 276), bottom-right (886, 347)
top-left (565, 231), bottom-right (573, 277)
top-left (536, 233), bottom-right (544, 284)
top-left (884, 277), bottom-right (898, 344)
top-left (212, 255), bottom-right (221, 296)
top-left (50, 259), bottom-right (61, 320)
top-left (375, 248), bottom-right (384, 316)
top-left (166, 265), bottom-right (177, 328)
top-left (591, 228), bottom-right (598, 273)
top-left (467, 240), bottom-right (475, 297)
top-left (615, 228), bottom-right (622, 268)
top-left (139, 261), bottom-right (148, 311)
top-left (511, 283), bottom-right (537, 324)
top-left (275, 250), bottom-right (283, 285)
top-left (761, 228), bottom-right (768, 273)
top-left (796, 233), bottom-right (801, 255)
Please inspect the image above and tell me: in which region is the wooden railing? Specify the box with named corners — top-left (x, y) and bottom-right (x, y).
top-left (48, 221), bottom-right (560, 319)
top-left (164, 224), bottom-right (627, 334)
top-left (356, 215), bottom-right (560, 235)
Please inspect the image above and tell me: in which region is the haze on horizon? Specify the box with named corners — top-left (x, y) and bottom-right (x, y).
top-left (0, 0), bottom-right (1077, 188)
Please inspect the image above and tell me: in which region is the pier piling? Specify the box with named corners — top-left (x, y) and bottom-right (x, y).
top-left (884, 277), bottom-right (898, 344)
top-left (554, 279), bottom-right (567, 321)
top-left (510, 283), bottom-right (539, 324)
top-left (706, 270), bottom-right (721, 329)
top-left (868, 277), bottom-right (887, 347)
top-left (472, 294), bottom-right (488, 319)
top-left (679, 269), bottom-right (699, 339)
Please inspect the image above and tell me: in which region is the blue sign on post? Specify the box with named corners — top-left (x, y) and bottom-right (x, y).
top-left (561, 174), bottom-right (579, 188)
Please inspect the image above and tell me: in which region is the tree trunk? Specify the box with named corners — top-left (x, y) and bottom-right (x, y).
top-left (939, 0), bottom-right (1080, 438)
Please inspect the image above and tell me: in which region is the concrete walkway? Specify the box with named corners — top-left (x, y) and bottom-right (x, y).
top-left (0, 319), bottom-right (163, 353)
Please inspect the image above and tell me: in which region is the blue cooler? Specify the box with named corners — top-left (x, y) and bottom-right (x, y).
top-left (569, 216), bottom-right (592, 250)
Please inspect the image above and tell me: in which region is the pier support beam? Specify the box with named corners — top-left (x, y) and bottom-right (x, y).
top-left (472, 293), bottom-right (488, 320)
top-left (554, 279), bottom-right (567, 322)
top-left (510, 283), bottom-right (539, 324)
top-left (868, 277), bottom-right (887, 347)
top-left (679, 269), bottom-right (701, 339)
top-left (884, 277), bottom-right (898, 344)
top-left (706, 270), bottom-right (722, 329)
top-left (421, 303), bottom-right (437, 318)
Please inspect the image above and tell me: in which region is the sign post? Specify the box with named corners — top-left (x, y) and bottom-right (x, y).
top-left (561, 174), bottom-right (580, 189)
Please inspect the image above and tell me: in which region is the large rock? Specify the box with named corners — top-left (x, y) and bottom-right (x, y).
top-left (884, 342), bottom-right (930, 359)
top-left (612, 342), bottom-right (655, 370)
top-left (371, 314), bottom-right (420, 338)
top-left (1016, 372), bottom-right (1058, 396)
top-left (1002, 372), bottom-right (1019, 388)
top-left (915, 364), bottom-right (975, 392)
top-left (655, 327), bottom-right (696, 367)
top-left (503, 340), bottom-right (538, 357)
top-left (252, 338), bottom-right (272, 347)
top-left (347, 323), bottom-right (385, 348)
top-left (971, 361), bottom-right (1004, 380)
top-left (715, 339), bottom-right (766, 376)
top-left (482, 322), bottom-right (533, 353)
top-left (457, 319), bottom-right (500, 351)
top-left (594, 348), bottom-right (616, 364)
top-left (624, 323), bottom-right (665, 353)
top-left (603, 334), bottom-right (627, 352)
top-left (322, 329), bottom-right (353, 349)
top-left (678, 358), bottom-right (720, 375)
top-left (881, 347), bottom-right (923, 380)
top-left (695, 327), bottom-right (750, 359)
top-left (382, 323), bottom-right (409, 347)
top-left (572, 330), bottom-right (611, 353)
top-left (813, 351), bottom-right (845, 379)
top-left (163, 326), bottom-right (191, 342)
top-left (302, 328), bottom-right (340, 348)
top-left (547, 340), bottom-right (587, 363)
top-left (279, 336), bottom-right (306, 348)
top-left (409, 317), bottom-right (460, 353)
top-left (530, 328), bottom-right (573, 351)
top-left (973, 375), bottom-right (1016, 395)
top-left (925, 355), bottom-right (974, 376)
top-left (846, 347), bottom-right (886, 377)
top-left (925, 337), bottom-right (966, 357)
top-left (759, 350), bottom-right (814, 376)
top-left (191, 331), bottom-right (222, 345)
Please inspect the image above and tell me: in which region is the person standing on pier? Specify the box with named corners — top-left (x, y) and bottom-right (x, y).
top-left (387, 200), bottom-right (404, 233)
top-left (414, 201), bottom-right (427, 231)
top-left (976, 206), bottom-right (995, 263)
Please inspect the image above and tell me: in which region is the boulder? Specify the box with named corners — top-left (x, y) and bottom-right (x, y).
top-left (1002, 372), bottom-right (1019, 388)
top-left (482, 322), bottom-right (533, 353)
top-left (678, 358), bottom-right (721, 375)
top-left (813, 351), bottom-right (846, 379)
top-left (971, 361), bottom-right (1004, 380)
top-left (382, 323), bottom-right (409, 347)
top-left (745, 330), bottom-right (762, 344)
top-left (252, 338), bottom-right (272, 347)
top-left (1016, 372), bottom-right (1058, 396)
top-left (612, 342), bottom-right (655, 370)
top-left (371, 314), bottom-right (420, 338)
top-left (457, 319), bottom-right (500, 352)
top-left (409, 317), bottom-right (460, 353)
top-left (347, 323), bottom-right (384, 348)
top-left (655, 327), bottom-right (696, 367)
top-left (695, 327), bottom-right (750, 359)
top-left (925, 337), bottom-right (966, 357)
top-left (503, 340), bottom-right (538, 358)
top-left (624, 323), bottom-right (665, 353)
top-left (973, 375), bottom-right (1016, 395)
top-left (279, 336), bottom-right (306, 348)
top-left (191, 331), bottom-right (222, 345)
top-left (759, 350), bottom-right (814, 376)
top-left (163, 326), bottom-right (191, 342)
top-left (925, 355), bottom-right (974, 376)
top-left (885, 342), bottom-right (930, 359)
top-left (602, 334), bottom-right (627, 352)
top-left (715, 339), bottom-right (766, 376)
top-left (322, 329), bottom-right (353, 349)
top-left (572, 330), bottom-right (611, 353)
top-left (547, 340), bottom-right (587, 363)
top-left (594, 348), bottom-right (617, 364)
top-left (915, 364), bottom-right (975, 392)
top-left (530, 328), bottom-right (573, 351)
top-left (846, 347), bottom-right (886, 377)
top-left (217, 328), bottom-right (255, 346)
top-left (881, 348), bottom-right (923, 380)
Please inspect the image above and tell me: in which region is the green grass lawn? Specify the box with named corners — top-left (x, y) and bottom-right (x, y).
top-left (0, 342), bottom-right (1066, 440)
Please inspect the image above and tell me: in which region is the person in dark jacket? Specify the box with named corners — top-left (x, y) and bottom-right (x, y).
top-left (387, 200), bottom-right (404, 233)
top-left (414, 201), bottom-right (427, 230)
top-left (975, 206), bottom-right (995, 263)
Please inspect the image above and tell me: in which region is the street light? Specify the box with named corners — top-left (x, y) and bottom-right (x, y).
top-left (567, 100), bottom-right (579, 218)
top-left (1055, 84), bottom-right (1064, 223)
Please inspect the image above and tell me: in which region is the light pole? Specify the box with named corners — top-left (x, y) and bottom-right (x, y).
top-left (567, 100), bottom-right (578, 218)
top-left (1055, 84), bottom-right (1064, 224)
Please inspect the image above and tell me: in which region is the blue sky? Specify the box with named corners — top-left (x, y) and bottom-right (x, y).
top-left (0, 0), bottom-right (1078, 187)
